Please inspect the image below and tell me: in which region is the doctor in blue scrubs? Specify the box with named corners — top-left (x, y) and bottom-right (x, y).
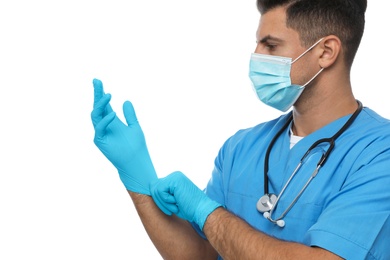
top-left (91, 0), bottom-right (390, 259)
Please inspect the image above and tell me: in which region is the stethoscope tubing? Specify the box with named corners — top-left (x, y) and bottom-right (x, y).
top-left (261, 100), bottom-right (363, 225)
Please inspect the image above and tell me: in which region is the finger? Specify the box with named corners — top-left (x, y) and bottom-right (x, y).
top-left (123, 101), bottom-right (138, 126)
top-left (92, 78), bottom-right (104, 107)
top-left (154, 195), bottom-right (174, 216)
top-left (92, 78), bottom-right (113, 113)
top-left (160, 190), bottom-right (177, 204)
top-left (94, 111), bottom-right (116, 140)
top-left (153, 192), bottom-right (179, 216)
top-left (150, 180), bottom-right (179, 215)
top-left (91, 93), bottom-right (112, 127)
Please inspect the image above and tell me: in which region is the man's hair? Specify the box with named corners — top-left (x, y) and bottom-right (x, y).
top-left (257, 0), bottom-right (367, 68)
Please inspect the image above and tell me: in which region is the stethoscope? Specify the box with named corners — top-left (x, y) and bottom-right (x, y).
top-left (256, 100), bottom-right (363, 227)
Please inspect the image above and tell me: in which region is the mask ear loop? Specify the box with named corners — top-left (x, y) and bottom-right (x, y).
top-left (301, 67), bottom-right (324, 87)
top-left (291, 38), bottom-right (324, 64)
top-left (291, 38), bottom-right (325, 88)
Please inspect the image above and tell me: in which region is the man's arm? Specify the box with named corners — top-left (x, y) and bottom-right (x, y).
top-left (129, 192), bottom-right (218, 260)
top-left (150, 171), bottom-right (343, 260)
top-left (204, 207), bottom-right (341, 260)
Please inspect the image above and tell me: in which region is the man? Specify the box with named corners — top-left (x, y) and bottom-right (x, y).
top-left (91, 0), bottom-right (390, 259)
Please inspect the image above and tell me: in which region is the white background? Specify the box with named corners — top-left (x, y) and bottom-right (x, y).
top-left (0, 1), bottom-right (388, 259)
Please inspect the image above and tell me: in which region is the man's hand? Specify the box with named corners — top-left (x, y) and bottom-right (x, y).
top-left (91, 78), bottom-right (157, 195)
top-left (150, 171), bottom-right (222, 230)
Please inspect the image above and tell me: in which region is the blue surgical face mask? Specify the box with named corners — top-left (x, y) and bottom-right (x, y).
top-left (249, 38), bottom-right (324, 112)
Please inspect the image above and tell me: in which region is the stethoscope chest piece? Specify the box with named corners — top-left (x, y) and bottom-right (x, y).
top-left (256, 193), bottom-right (277, 212)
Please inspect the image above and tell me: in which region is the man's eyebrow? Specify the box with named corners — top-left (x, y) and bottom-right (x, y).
top-left (258, 35), bottom-right (283, 43)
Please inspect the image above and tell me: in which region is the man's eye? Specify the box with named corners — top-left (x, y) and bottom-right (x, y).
top-left (266, 44), bottom-right (276, 51)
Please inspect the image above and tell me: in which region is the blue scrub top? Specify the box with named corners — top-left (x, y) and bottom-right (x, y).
top-left (195, 107), bottom-right (390, 260)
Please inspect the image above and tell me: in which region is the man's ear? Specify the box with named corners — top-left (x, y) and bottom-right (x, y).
top-left (318, 35), bottom-right (342, 69)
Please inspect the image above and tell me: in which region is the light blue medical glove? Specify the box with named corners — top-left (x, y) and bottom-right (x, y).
top-left (91, 78), bottom-right (157, 195)
top-left (150, 171), bottom-right (222, 230)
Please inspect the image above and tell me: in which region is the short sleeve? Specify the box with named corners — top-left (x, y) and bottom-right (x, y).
top-left (305, 147), bottom-right (390, 259)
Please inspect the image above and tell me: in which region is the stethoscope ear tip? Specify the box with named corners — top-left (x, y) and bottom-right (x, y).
top-left (263, 212), bottom-right (285, 227)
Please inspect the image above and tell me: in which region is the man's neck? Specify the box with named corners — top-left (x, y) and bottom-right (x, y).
top-left (291, 96), bottom-right (358, 137)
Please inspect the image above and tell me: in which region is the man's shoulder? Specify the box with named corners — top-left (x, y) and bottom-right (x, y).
top-left (358, 107), bottom-right (390, 134)
top-left (224, 113), bottom-right (290, 148)
top-left (235, 114), bottom-right (288, 136)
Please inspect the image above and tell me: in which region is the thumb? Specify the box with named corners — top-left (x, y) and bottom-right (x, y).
top-left (123, 101), bottom-right (138, 126)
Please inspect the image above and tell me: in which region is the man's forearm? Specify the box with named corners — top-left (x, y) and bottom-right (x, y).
top-left (128, 191), bottom-right (218, 260)
top-left (203, 207), bottom-right (342, 260)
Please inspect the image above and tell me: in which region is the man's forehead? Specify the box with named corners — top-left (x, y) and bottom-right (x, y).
top-left (256, 7), bottom-right (300, 43)
top-left (256, 8), bottom-right (287, 35)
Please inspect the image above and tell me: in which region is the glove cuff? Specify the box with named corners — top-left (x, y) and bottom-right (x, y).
top-left (117, 152), bottom-right (158, 195)
top-left (196, 200), bottom-right (223, 231)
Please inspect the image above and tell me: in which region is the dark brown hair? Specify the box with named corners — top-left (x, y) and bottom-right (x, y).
top-left (257, 0), bottom-right (367, 68)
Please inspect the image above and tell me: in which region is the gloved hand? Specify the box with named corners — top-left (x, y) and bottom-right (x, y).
top-left (150, 171), bottom-right (222, 230)
top-left (91, 78), bottom-right (157, 195)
